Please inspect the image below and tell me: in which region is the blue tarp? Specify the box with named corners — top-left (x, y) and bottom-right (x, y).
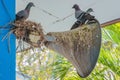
top-left (0, 0), bottom-right (15, 80)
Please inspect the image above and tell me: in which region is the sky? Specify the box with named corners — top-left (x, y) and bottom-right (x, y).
top-left (17, 0), bottom-right (120, 32)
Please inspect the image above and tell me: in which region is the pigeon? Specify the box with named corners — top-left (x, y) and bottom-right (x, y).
top-left (72, 4), bottom-right (84, 20)
top-left (71, 4), bottom-right (94, 30)
top-left (16, 2), bottom-right (35, 21)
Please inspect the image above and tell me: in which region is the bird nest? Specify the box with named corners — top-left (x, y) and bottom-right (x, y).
top-left (13, 20), bottom-right (45, 47)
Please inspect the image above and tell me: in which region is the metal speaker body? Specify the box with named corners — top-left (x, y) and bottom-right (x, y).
top-left (45, 20), bottom-right (101, 78)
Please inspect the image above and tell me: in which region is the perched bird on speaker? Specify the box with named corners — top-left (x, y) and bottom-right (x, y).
top-left (16, 2), bottom-right (35, 21)
top-left (71, 4), bottom-right (94, 30)
top-left (72, 4), bottom-right (84, 21)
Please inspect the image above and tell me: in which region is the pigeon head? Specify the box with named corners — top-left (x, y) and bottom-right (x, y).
top-left (86, 8), bottom-right (94, 13)
top-left (25, 2), bottom-right (35, 10)
top-left (28, 2), bottom-right (35, 7)
top-left (72, 4), bottom-right (80, 10)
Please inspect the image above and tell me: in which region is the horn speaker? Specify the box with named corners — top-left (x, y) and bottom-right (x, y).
top-left (45, 20), bottom-right (101, 78)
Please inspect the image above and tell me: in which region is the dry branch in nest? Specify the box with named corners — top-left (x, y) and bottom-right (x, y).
top-left (13, 20), bottom-right (45, 47)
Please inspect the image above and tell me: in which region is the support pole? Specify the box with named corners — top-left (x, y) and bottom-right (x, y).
top-left (0, 0), bottom-right (15, 80)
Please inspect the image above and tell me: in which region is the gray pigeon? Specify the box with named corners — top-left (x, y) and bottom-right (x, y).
top-left (71, 4), bottom-right (94, 30)
top-left (16, 2), bottom-right (35, 21)
top-left (72, 4), bottom-right (93, 20)
top-left (72, 4), bottom-right (84, 20)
